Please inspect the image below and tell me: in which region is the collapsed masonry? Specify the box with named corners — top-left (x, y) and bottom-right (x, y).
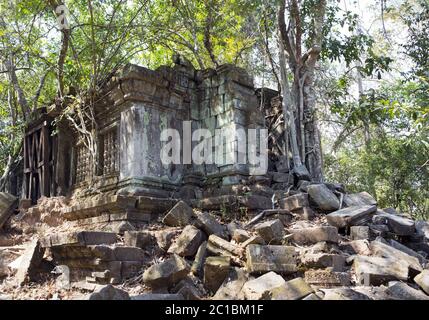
top-left (1, 59), bottom-right (429, 300)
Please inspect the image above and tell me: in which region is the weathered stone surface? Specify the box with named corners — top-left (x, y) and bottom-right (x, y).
top-left (307, 184), bottom-right (340, 211)
top-left (414, 270), bottom-right (429, 295)
top-left (193, 211), bottom-right (227, 238)
top-left (373, 211), bottom-right (415, 236)
top-left (124, 231), bottom-right (154, 248)
top-left (321, 288), bottom-right (371, 300)
top-left (241, 271), bottom-right (286, 300)
top-left (300, 253), bottom-right (345, 271)
top-left (153, 229), bottom-right (180, 251)
top-left (353, 256), bottom-right (409, 285)
top-left (246, 244), bottom-right (297, 274)
top-left (113, 246), bottom-right (146, 261)
top-left (415, 220), bottom-right (429, 241)
top-left (207, 234), bottom-right (244, 257)
top-left (240, 235), bottom-right (265, 247)
top-left (279, 193), bottom-right (309, 211)
top-left (87, 284), bottom-right (130, 300)
top-left (370, 240), bottom-right (422, 273)
top-left (327, 205), bottom-right (376, 228)
top-left (350, 226), bottom-right (370, 240)
top-left (386, 282), bottom-right (429, 300)
top-left (191, 241), bottom-right (207, 275)
top-left (254, 219), bottom-right (284, 245)
top-left (0, 192), bottom-right (17, 229)
top-left (269, 277), bottom-right (314, 300)
top-left (204, 256), bottom-right (231, 293)
top-left (143, 254), bottom-right (190, 288)
top-left (304, 269), bottom-right (351, 287)
top-left (232, 229), bottom-right (250, 243)
top-left (213, 267), bottom-right (248, 300)
top-left (162, 201), bottom-right (193, 227)
top-left (302, 293), bottom-right (321, 300)
top-left (271, 172), bottom-right (292, 183)
top-left (168, 225), bottom-right (205, 257)
top-left (132, 293), bottom-right (183, 300)
top-left (289, 226), bottom-right (339, 245)
top-left (42, 231), bottom-right (117, 248)
top-left (342, 239), bottom-right (372, 256)
top-left (15, 239), bottom-right (45, 285)
top-left (343, 192), bottom-right (377, 207)
top-left (292, 164), bottom-right (311, 181)
top-left (292, 207), bottom-right (315, 220)
top-left (388, 239), bottom-right (427, 265)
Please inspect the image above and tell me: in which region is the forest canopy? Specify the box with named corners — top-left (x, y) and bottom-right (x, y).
top-left (0, 0), bottom-right (427, 218)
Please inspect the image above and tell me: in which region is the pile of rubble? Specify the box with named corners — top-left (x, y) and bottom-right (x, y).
top-left (1, 181), bottom-right (429, 300)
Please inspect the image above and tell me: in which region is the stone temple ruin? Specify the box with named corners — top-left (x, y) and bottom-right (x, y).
top-left (0, 58), bottom-right (429, 300)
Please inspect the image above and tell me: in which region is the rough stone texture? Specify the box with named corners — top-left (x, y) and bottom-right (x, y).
top-left (162, 201), bottom-right (193, 227)
top-left (269, 277), bottom-right (314, 300)
top-left (350, 226), bottom-right (370, 240)
top-left (292, 207), bottom-right (315, 220)
top-left (241, 235), bottom-right (265, 247)
top-left (246, 244), bottom-right (297, 274)
top-left (213, 267), bottom-right (248, 300)
top-left (343, 192), bottom-right (377, 207)
top-left (0, 192), bottom-right (17, 229)
top-left (204, 256), bottom-right (231, 293)
top-left (232, 229), bottom-right (250, 243)
top-left (87, 284), bottom-right (130, 300)
top-left (307, 184), bottom-right (340, 211)
top-left (322, 288), bottom-right (371, 300)
top-left (193, 211), bottom-right (227, 239)
top-left (254, 219), bottom-right (284, 245)
top-left (41, 231), bottom-right (117, 248)
top-left (207, 234), bottom-right (243, 257)
top-left (373, 211), bottom-right (415, 236)
top-left (124, 231), bottom-right (154, 248)
top-left (191, 241), bottom-right (208, 275)
top-left (279, 193), bottom-right (309, 211)
top-left (370, 240), bottom-right (422, 274)
top-left (416, 220), bottom-right (429, 241)
top-left (241, 271), bottom-right (286, 300)
top-left (353, 256), bottom-right (409, 285)
top-left (168, 225), bottom-right (205, 257)
top-left (292, 165), bottom-right (311, 181)
top-left (414, 270), bottom-right (429, 295)
top-left (300, 253), bottom-right (345, 271)
top-left (327, 205), bottom-right (376, 228)
top-left (15, 239), bottom-right (45, 286)
top-left (304, 269), bottom-right (351, 287)
top-left (289, 226), bottom-right (339, 245)
top-left (386, 282), bottom-right (429, 300)
top-left (153, 229), bottom-right (180, 251)
top-left (388, 239), bottom-right (427, 265)
top-left (143, 254), bottom-right (190, 288)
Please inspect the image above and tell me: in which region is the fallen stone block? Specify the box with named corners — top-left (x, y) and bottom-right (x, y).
top-left (213, 267), bottom-right (248, 300)
top-left (341, 240), bottom-right (372, 256)
top-left (232, 229), bottom-right (251, 243)
top-left (307, 184), bottom-right (340, 211)
top-left (415, 220), bottom-right (429, 241)
top-left (321, 288), bottom-right (371, 300)
top-left (113, 246), bottom-right (146, 261)
top-left (124, 231), bottom-right (154, 248)
top-left (300, 253), bottom-right (345, 271)
top-left (153, 229), bottom-right (181, 251)
top-left (162, 201), bottom-right (193, 227)
top-left (388, 239), bottom-right (427, 265)
top-left (350, 226), bottom-right (370, 240)
top-left (279, 193), bottom-right (309, 211)
top-left (87, 284), bottom-right (130, 300)
top-left (304, 269), bottom-right (351, 287)
top-left (240, 235), bottom-right (265, 247)
top-left (254, 219), bottom-right (284, 244)
top-left (207, 234), bottom-right (244, 258)
top-left (386, 282), bottom-right (429, 300)
top-left (414, 270), bottom-right (429, 295)
top-left (42, 231), bottom-right (117, 248)
top-left (204, 256), bottom-right (231, 293)
top-left (292, 165), bottom-right (311, 181)
top-left (327, 205), bottom-right (376, 228)
top-left (15, 239), bottom-right (45, 285)
top-left (289, 226), bottom-right (339, 245)
top-left (241, 271), bottom-right (286, 300)
top-left (172, 278), bottom-right (204, 300)
top-left (193, 211), bottom-right (228, 238)
top-left (246, 244), bottom-right (297, 274)
top-left (370, 240), bottom-right (422, 274)
top-left (343, 192), bottom-right (377, 207)
top-left (143, 254), bottom-right (190, 289)
top-left (191, 241), bottom-right (207, 276)
top-left (353, 255), bottom-right (409, 285)
top-left (269, 277), bottom-right (314, 300)
top-left (132, 293), bottom-right (184, 300)
top-left (0, 192), bottom-right (17, 229)
top-left (292, 207), bottom-right (315, 220)
top-left (168, 225), bottom-right (205, 257)
top-left (373, 211), bottom-right (415, 236)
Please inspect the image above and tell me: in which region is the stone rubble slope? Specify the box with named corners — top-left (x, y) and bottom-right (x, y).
top-left (1, 183), bottom-right (429, 300)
